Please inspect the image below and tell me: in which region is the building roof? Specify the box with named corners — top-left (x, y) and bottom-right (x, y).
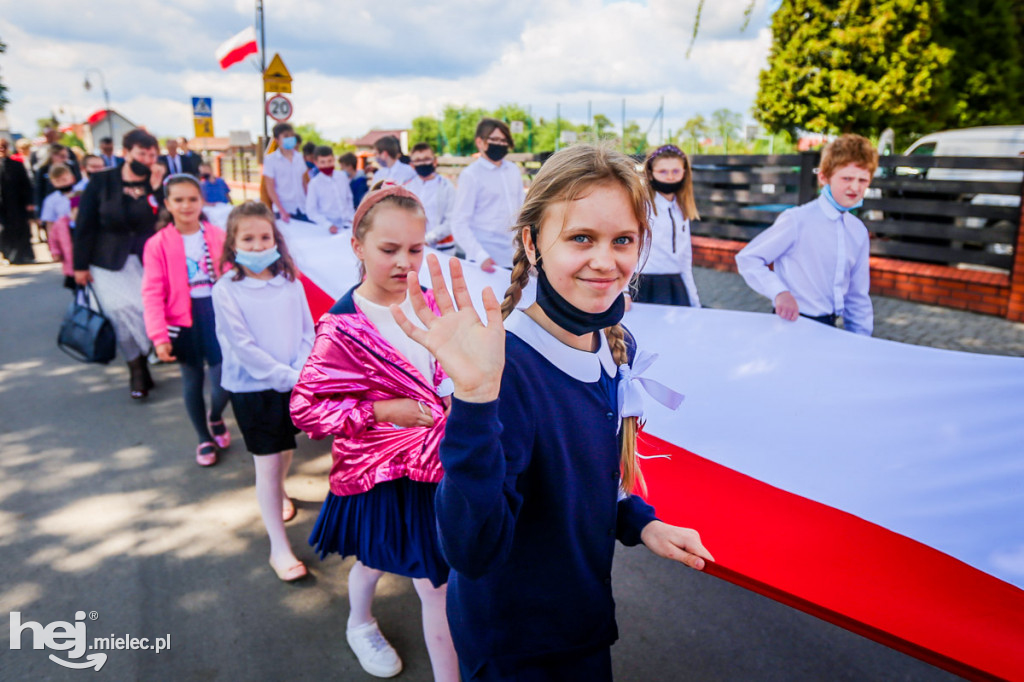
top-left (349, 129), bottom-right (407, 148)
top-left (187, 137), bottom-right (232, 152)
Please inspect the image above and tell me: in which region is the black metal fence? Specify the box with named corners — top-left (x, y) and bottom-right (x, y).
top-left (689, 153), bottom-right (1024, 272)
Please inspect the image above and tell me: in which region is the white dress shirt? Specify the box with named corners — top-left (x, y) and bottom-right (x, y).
top-left (408, 174), bottom-right (456, 246)
top-left (450, 158), bottom-right (525, 267)
top-left (735, 193), bottom-right (873, 335)
top-left (212, 274), bottom-right (315, 392)
top-left (40, 190), bottom-right (71, 223)
top-left (641, 193), bottom-right (700, 307)
top-left (262, 149), bottom-right (308, 216)
top-left (305, 171), bottom-right (354, 228)
top-left (374, 160), bottom-right (417, 187)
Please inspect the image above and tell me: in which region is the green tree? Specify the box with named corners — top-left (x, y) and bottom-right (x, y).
top-left (292, 123), bottom-right (331, 149)
top-left (681, 115), bottom-right (711, 154)
top-left (621, 121), bottom-right (648, 155)
top-left (711, 108), bottom-right (742, 152)
top-left (931, 0), bottom-right (1024, 129)
top-left (754, 0), bottom-right (953, 137)
top-left (60, 131), bottom-right (86, 151)
top-left (0, 37), bottom-right (8, 110)
top-left (490, 103), bottom-right (535, 151)
top-left (440, 104), bottom-right (488, 156)
top-left (409, 115), bottom-right (442, 151)
top-left (532, 117), bottom-right (582, 153)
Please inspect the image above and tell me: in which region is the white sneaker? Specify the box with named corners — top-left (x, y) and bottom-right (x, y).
top-left (346, 619), bottom-right (403, 678)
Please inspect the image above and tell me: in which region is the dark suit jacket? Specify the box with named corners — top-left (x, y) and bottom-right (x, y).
top-left (73, 167), bottom-right (163, 271)
top-left (160, 153), bottom-right (200, 177)
top-left (180, 151), bottom-right (201, 175)
top-left (0, 156), bottom-right (33, 221)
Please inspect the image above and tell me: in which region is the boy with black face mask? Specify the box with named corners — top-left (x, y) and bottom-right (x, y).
top-left (407, 143), bottom-right (457, 252)
top-left (450, 118), bottom-right (525, 272)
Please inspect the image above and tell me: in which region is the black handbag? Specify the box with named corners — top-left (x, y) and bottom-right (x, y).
top-left (57, 285), bottom-right (117, 364)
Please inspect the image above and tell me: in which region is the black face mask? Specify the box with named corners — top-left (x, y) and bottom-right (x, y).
top-left (413, 163), bottom-right (435, 178)
top-left (485, 143), bottom-right (508, 162)
top-left (129, 159), bottom-right (151, 179)
top-left (57, 186), bottom-right (75, 194)
top-left (200, 173), bottom-right (211, 180)
top-left (534, 264), bottom-right (625, 336)
top-left (650, 178), bottom-right (684, 195)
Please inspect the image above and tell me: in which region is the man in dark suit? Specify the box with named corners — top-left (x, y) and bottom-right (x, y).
top-left (0, 138), bottom-right (37, 264)
top-left (98, 137), bottom-right (123, 168)
top-left (176, 137), bottom-right (201, 176)
top-left (159, 138), bottom-right (186, 175)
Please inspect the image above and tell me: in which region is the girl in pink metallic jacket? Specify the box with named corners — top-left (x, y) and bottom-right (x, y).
top-left (290, 185), bottom-right (458, 681)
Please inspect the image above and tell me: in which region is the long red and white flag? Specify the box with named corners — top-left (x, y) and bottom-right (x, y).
top-left (216, 27), bottom-right (258, 70)
top-left (201, 203), bottom-right (1024, 681)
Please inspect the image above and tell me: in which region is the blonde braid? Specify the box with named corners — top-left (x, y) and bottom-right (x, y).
top-left (604, 323), bottom-right (645, 496)
top-left (500, 233), bottom-right (532, 320)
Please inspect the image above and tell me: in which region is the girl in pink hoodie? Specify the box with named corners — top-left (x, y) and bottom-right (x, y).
top-left (142, 175), bottom-right (230, 467)
top-left (291, 185), bottom-right (458, 681)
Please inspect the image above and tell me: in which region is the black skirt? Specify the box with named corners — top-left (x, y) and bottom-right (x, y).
top-left (229, 389), bottom-right (299, 455)
top-left (633, 273), bottom-right (691, 306)
top-left (169, 297), bottom-right (222, 367)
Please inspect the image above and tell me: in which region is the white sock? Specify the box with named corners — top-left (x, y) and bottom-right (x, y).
top-left (413, 578), bottom-right (459, 682)
top-left (253, 453), bottom-right (296, 566)
top-left (347, 561), bottom-right (384, 630)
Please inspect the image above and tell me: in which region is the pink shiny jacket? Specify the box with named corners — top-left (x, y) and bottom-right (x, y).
top-left (290, 286), bottom-right (449, 496)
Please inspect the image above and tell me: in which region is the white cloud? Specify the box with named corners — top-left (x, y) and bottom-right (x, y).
top-left (1, 1), bottom-right (773, 144)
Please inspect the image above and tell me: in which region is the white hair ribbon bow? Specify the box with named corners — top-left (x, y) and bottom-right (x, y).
top-left (617, 350), bottom-right (684, 420)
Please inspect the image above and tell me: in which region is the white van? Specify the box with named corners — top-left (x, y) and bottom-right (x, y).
top-left (883, 126), bottom-right (1023, 256)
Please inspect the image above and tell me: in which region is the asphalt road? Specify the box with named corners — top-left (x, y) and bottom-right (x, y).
top-left (1, 262), bottom-right (963, 681)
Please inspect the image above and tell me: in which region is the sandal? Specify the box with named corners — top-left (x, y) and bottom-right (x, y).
top-left (208, 416), bottom-right (231, 449)
top-left (270, 558), bottom-right (308, 583)
top-left (282, 497), bottom-right (297, 523)
top-left (196, 442), bottom-right (218, 467)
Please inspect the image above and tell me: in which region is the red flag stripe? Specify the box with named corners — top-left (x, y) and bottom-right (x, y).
top-left (637, 430), bottom-right (1024, 682)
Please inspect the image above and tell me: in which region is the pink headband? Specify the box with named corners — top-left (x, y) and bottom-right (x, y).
top-left (352, 182), bottom-right (423, 234)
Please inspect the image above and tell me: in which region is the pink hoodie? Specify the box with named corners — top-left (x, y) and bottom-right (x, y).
top-left (142, 221), bottom-right (228, 347)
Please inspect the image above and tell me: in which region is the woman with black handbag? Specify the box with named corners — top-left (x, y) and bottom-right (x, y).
top-left (73, 129), bottom-right (166, 399)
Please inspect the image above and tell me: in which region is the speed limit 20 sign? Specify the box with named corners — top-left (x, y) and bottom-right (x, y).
top-left (266, 94), bottom-right (293, 122)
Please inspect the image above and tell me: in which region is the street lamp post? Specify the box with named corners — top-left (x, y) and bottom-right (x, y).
top-left (83, 69), bottom-right (113, 149)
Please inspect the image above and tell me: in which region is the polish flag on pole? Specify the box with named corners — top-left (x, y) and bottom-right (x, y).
top-left (216, 27), bottom-right (258, 70)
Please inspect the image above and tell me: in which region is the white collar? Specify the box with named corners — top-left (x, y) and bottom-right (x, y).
top-left (653, 192), bottom-right (677, 209)
top-left (475, 157), bottom-right (505, 172)
top-left (237, 273), bottom-right (288, 289)
top-left (816, 192), bottom-right (842, 221)
top-left (505, 309), bottom-right (618, 382)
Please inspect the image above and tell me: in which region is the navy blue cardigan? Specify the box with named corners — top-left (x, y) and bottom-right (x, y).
top-left (437, 324), bottom-right (658, 675)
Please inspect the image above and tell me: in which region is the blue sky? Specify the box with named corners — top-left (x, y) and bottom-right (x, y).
top-left (0, 0), bottom-right (775, 144)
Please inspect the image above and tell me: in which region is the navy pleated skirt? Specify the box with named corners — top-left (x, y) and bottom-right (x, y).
top-left (633, 273), bottom-right (691, 306)
top-left (309, 478), bottom-right (450, 588)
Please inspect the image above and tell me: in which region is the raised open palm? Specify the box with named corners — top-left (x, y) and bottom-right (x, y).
top-left (391, 255), bottom-right (506, 403)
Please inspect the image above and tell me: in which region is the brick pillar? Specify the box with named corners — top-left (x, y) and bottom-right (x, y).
top-left (1006, 201), bottom-right (1024, 322)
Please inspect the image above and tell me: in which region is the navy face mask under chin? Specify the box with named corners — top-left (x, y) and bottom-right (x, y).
top-left (534, 264), bottom-right (625, 336)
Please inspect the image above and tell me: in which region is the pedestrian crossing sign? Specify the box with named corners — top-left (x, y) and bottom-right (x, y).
top-left (192, 97), bottom-right (213, 118)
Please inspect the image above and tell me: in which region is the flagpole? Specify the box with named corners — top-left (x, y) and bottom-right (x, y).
top-left (258, 0), bottom-right (267, 145)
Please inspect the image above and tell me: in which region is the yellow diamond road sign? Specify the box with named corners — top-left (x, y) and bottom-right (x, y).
top-left (263, 53), bottom-right (292, 94)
